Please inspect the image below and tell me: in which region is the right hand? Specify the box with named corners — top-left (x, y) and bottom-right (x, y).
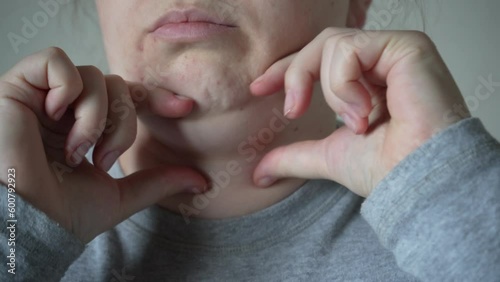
top-left (0, 48), bottom-right (207, 243)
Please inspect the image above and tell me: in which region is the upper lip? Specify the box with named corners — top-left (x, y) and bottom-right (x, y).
top-left (150, 8), bottom-right (237, 32)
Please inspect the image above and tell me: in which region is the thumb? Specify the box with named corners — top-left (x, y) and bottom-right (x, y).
top-left (116, 166), bottom-right (207, 220)
top-left (253, 138), bottom-right (332, 187)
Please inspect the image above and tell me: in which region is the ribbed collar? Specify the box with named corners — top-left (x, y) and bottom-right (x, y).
top-left (110, 162), bottom-right (349, 252)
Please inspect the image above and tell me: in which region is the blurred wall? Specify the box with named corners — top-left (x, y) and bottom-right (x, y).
top-left (1, 0), bottom-right (499, 139)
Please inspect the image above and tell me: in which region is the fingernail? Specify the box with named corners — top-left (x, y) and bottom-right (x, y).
top-left (175, 94), bottom-right (191, 101)
top-left (284, 89), bottom-right (296, 118)
top-left (257, 177), bottom-right (276, 187)
top-left (69, 142), bottom-right (91, 166)
top-left (54, 106), bottom-right (67, 121)
top-left (252, 75), bottom-right (265, 86)
top-left (100, 150), bottom-right (120, 172)
top-left (340, 113), bottom-right (358, 133)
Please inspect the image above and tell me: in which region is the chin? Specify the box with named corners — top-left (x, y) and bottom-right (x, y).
top-left (136, 37), bottom-right (271, 110)
top-left (133, 55), bottom-right (259, 114)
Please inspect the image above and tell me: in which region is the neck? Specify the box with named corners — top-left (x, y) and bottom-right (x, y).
top-left (119, 87), bottom-right (335, 221)
top-left (119, 119), bottom-right (308, 222)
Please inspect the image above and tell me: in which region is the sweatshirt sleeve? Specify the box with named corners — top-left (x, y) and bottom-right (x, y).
top-left (0, 186), bottom-right (85, 281)
top-left (361, 118), bottom-right (500, 281)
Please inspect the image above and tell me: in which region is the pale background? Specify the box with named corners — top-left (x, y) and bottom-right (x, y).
top-left (1, 0), bottom-right (499, 139)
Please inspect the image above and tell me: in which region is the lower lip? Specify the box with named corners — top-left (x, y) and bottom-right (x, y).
top-left (152, 22), bottom-right (235, 42)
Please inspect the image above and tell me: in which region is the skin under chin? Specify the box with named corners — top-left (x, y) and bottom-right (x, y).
top-left (138, 92), bottom-right (289, 157)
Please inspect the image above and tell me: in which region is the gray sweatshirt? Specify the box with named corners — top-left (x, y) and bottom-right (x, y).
top-left (1, 118), bottom-right (499, 282)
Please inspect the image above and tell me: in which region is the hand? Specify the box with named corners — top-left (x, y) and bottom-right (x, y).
top-left (250, 28), bottom-right (469, 197)
top-left (0, 48), bottom-right (207, 242)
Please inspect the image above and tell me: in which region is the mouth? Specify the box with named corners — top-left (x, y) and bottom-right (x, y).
top-left (150, 8), bottom-right (238, 42)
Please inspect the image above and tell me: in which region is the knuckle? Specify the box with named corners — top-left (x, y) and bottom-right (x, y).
top-left (78, 65), bottom-right (104, 78)
top-left (318, 27), bottom-right (356, 45)
top-left (43, 46), bottom-right (67, 59)
top-left (321, 27), bottom-right (338, 37)
top-left (406, 30), bottom-right (432, 43)
top-left (327, 33), bottom-right (359, 58)
top-left (403, 31), bottom-right (438, 54)
top-left (324, 36), bottom-right (338, 50)
top-left (319, 27), bottom-right (346, 41)
top-left (42, 47), bottom-right (84, 93)
top-left (105, 74), bottom-right (126, 87)
top-left (324, 28), bottom-right (357, 41)
top-left (325, 35), bottom-right (346, 55)
top-left (321, 27), bottom-right (346, 37)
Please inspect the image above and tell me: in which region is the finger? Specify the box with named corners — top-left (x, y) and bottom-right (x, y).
top-left (323, 32), bottom-right (379, 133)
top-left (317, 30), bottom-right (369, 133)
top-left (327, 35), bottom-right (373, 117)
top-left (3, 47), bottom-right (83, 120)
top-left (127, 82), bottom-right (195, 118)
top-left (323, 31), bottom-right (435, 134)
top-left (283, 29), bottom-right (356, 119)
top-left (250, 54), bottom-right (296, 97)
top-left (282, 40), bottom-right (324, 119)
top-left (65, 66), bottom-right (108, 166)
top-left (253, 139), bottom-right (331, 187)
top-left (117, 166), bottom-right (208, 221)
top-left (93, 75), bottom-right (137, 171)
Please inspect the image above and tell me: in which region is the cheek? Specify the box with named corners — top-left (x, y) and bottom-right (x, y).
top-left (104, 30), bottom-right (147, 76)
top-left (260, 0), bottom-right (348, 36)
top-left (98, 1), bottom-right (145, 71)
top-left (254, 1), bottom-right (328, 45)
top-left (314, 0), bottom-right (350, 28)
top-left (243, 7), bottom-right (315, 70)
top-left (104, 32), bottom-right (143, 75)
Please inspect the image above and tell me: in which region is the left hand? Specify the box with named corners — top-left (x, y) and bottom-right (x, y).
top-left (250, 28), bottom-right (470, 197)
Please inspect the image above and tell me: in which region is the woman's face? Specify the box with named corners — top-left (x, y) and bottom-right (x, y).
top-left (96, 0), bottom-right (359, 155)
